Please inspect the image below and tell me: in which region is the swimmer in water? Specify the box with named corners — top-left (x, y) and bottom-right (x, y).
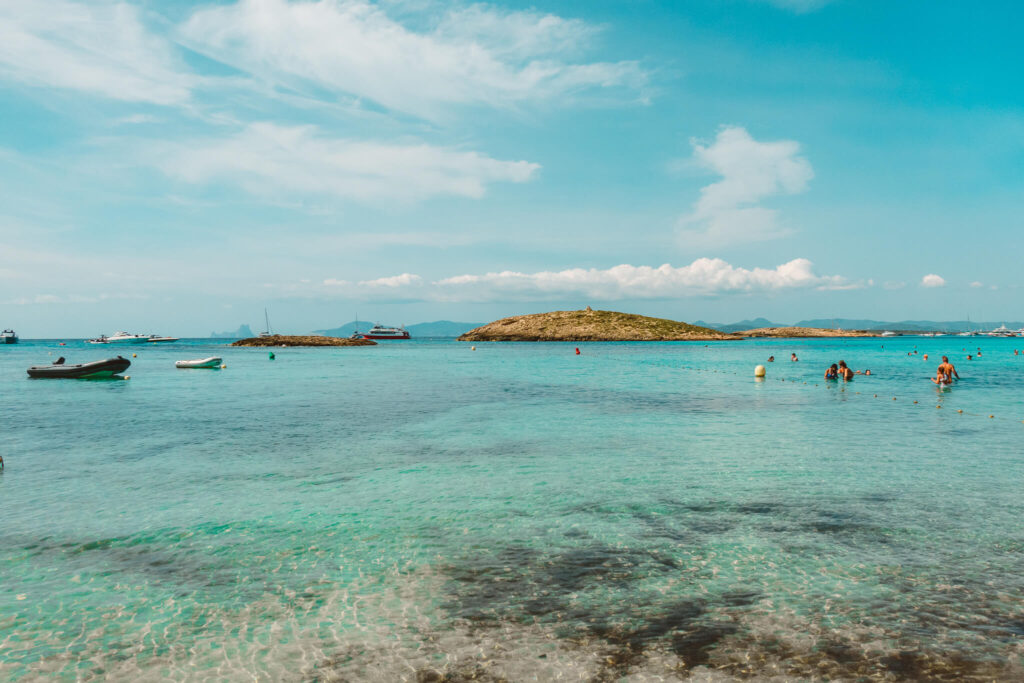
top-left (791, 353), bottom-right (798, 362)
top-left (932, 369), bottom-right (953, 386)
top-left (824, 363), bottom-right (838, 380)
top-left (768, 355), bottom-right (775, 362)
top-left (838, 360), bottom-right (854, 381)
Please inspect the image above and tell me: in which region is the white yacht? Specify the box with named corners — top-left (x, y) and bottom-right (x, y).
top-left (2, 329), bottom-right (17, 344)
top-left (358, 324), bottom-right (410, 340)
top-left (987, 325), bottom-right (1016, 338)
top-left (87, 331), bottom-right (151, 344)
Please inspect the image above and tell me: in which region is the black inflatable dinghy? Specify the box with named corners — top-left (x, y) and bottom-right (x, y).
top-left (27, 356), bottom-right (131, 379)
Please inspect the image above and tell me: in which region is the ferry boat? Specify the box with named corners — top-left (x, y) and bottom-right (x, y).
top-left (358, 324), bottom-right (410, 340)
top-left (2, 329), bottom-right (17, 344)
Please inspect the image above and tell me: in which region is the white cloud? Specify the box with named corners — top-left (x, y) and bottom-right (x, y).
top-left (678, 126), bottom-right (813, 247)
top-left (753, 0), bottom-right (833, 13)
top-left (152, 122), bottom-right (539, 202)
top-left (178, 0), bottom-right (647, 120)
top-left (921, 274), bottom-right (946, 288)
top-left (969, 281), bottom-right (983, 288)
top-left (0, 1), bottom-right (193, 105)
top-left (318, 257), bottom-right (856, 302)
top-left (357, 273), bottom-right (422, 287)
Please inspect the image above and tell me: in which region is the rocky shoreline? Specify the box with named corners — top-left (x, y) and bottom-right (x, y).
top-left (231, 335), bottom-right (377, 347)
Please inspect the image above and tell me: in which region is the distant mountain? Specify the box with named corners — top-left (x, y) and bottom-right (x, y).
top-left (210, 324), bottom-right (254, 338)
top-left (695, 317), bottom-right (778, 333)
top-left (313, 320), bottom-right (482, 338)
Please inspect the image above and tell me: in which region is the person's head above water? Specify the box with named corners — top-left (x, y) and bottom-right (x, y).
top-left (838, 360), bottom-right (847, 368)
top-left (942, 356), bottom-right (949, 363)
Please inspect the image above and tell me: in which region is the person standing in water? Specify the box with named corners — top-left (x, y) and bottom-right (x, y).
top-left (838, 360), bottom-right (854, 381)
top-left (938, 356), bottom-right (959, 382)
top-left (824, 364), bottom-right (838, 380)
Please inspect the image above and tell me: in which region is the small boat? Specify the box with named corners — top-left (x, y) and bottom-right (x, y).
top-left (880, 331), bottom-right (898, 337)
top-left (987, 325), bottom-right (1016, 338)
top-left (359, 323), bottom-right (410, 340)
top-left (148, 335), bottom-right (179, 343)
top-left (175, 357), bottom-right (223, 369)
top-left (27, 356), bottom-right (131, 379)
top-left (2, 329), bottom-right (17, 344)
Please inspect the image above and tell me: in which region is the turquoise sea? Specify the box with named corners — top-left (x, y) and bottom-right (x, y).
top-left (2, 336), bottom-right (1023, 681)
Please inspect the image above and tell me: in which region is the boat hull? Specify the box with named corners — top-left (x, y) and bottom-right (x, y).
top-left (175, 357), bottom-right (223, 369)
top-left (27, 357), bottom-right (131, 379)
top-left (360, 333), bottom-right (410, 340)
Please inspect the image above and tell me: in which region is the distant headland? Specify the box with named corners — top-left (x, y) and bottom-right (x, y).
top-left (458, 308), bottom-right (736, 341)
top-left (232, 335), bottom-right (376, 347)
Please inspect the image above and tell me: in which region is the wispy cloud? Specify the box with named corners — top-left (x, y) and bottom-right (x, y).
top-left (150, 122), bottom-right (539, 202)
top-left (678, 126), bottom-right (813, 248)
top-left (316, 257), bottom-right (857, 302)
top-left (752, 0), bottom-right (833, 14)
top-left (921, 274), bottom-right (946, 288)
top-left (178, 0), bottom-right (648, 120)
top-left (0, 1), bottom-right (193, 105)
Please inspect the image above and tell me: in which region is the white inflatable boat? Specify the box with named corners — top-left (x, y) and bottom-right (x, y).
top-left (175, 357), bottom-right (223, 369)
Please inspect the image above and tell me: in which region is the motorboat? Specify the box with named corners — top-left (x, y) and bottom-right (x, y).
top-left (148, 335), bottom-right (179, 343)
top-left (358, 323), bottom-right (410, 340)
top-left (987, 325), bottom-right (1016, 338)
top-left (175, 357), bottom-right (223, 369)
top-left (2, 329), bottom-right (17, 344)
top-left (880, 331), bottom-right (898, 337)
top-left (88, 331), bottom-right (150, 344)
top-left (27, 356), bottom-right (131, 379)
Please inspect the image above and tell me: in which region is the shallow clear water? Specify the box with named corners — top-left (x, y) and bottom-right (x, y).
top-left (2, 336), bottom-right (1023, 681)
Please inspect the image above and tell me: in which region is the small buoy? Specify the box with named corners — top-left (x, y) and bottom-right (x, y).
top-left (989, 415), bottom-right (995, 419)
top-left (471, 346), bottom-right (476, 351)
top-left (913, 400), bottom-right (918, 404)
top-left (892, 397), bottom-right (896, 401)
top-left (132, 353), bottom-right (137, 358)
top-left (220, 364), bottom-right (226, 369)
top-left (575, 347), bottom-right (580, 355)
top-left (268, 352), bottom-right (275, 360)
top-left (936, 405), bottom-right (941, 409)
top-left (957, 409), bottom-right (963, 413)
top-left (754, 365), bottom-right (766, 377)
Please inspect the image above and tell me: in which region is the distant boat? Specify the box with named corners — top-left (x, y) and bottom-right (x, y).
top-left (175, 357), bottom-right (222, 369)
top-left (2, 329), bottom-right (17, 344)
top-left (987, 325), bottom-right (1016, 337)
top-left (358, 324), bottom-right (410, 340)
top-left (880, 331), bottom-right (898, 337)
top-left (27, 356), bottom-right (131, 379)
top-left (148, 335), bottom-right (179, 343)
top-left (87, 331), bottom-right (150, 344)
top-left (258, 309), bottom-right (273, 338)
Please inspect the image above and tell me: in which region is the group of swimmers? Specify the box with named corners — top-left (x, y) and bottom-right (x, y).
top-left (824, 360), bottom-right (868, 381)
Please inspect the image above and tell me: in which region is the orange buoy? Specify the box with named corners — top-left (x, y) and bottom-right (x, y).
top-left (575, 347), bottom-right (580, 355)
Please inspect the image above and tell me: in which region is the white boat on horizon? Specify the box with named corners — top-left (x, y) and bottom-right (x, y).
top-left (87, 331), bottom-right (151, 344)
top-left (2, 329), bottom-right (17, 344)
top-left (356, 323), bottom-right (410, 340)
top-left (987, 325), bottom-right (1016, 337)
top-left (147, 335), bottom-right (179, 342)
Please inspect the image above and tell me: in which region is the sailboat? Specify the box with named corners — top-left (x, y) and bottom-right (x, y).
top-left (349, 314), bottom-right (363, 340)
top-left (258, 309), bottom-right (273, 338)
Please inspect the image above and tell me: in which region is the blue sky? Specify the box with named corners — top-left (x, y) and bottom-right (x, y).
top-left (1, 0), bottom-right (1021, 336)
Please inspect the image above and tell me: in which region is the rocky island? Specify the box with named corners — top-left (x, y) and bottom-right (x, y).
top-left (231, 335), bottom-right (377, 347)
top-left (738, 326), bottom-right (877, 338)
top-left (458, 308), bottom-right (737, 342)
